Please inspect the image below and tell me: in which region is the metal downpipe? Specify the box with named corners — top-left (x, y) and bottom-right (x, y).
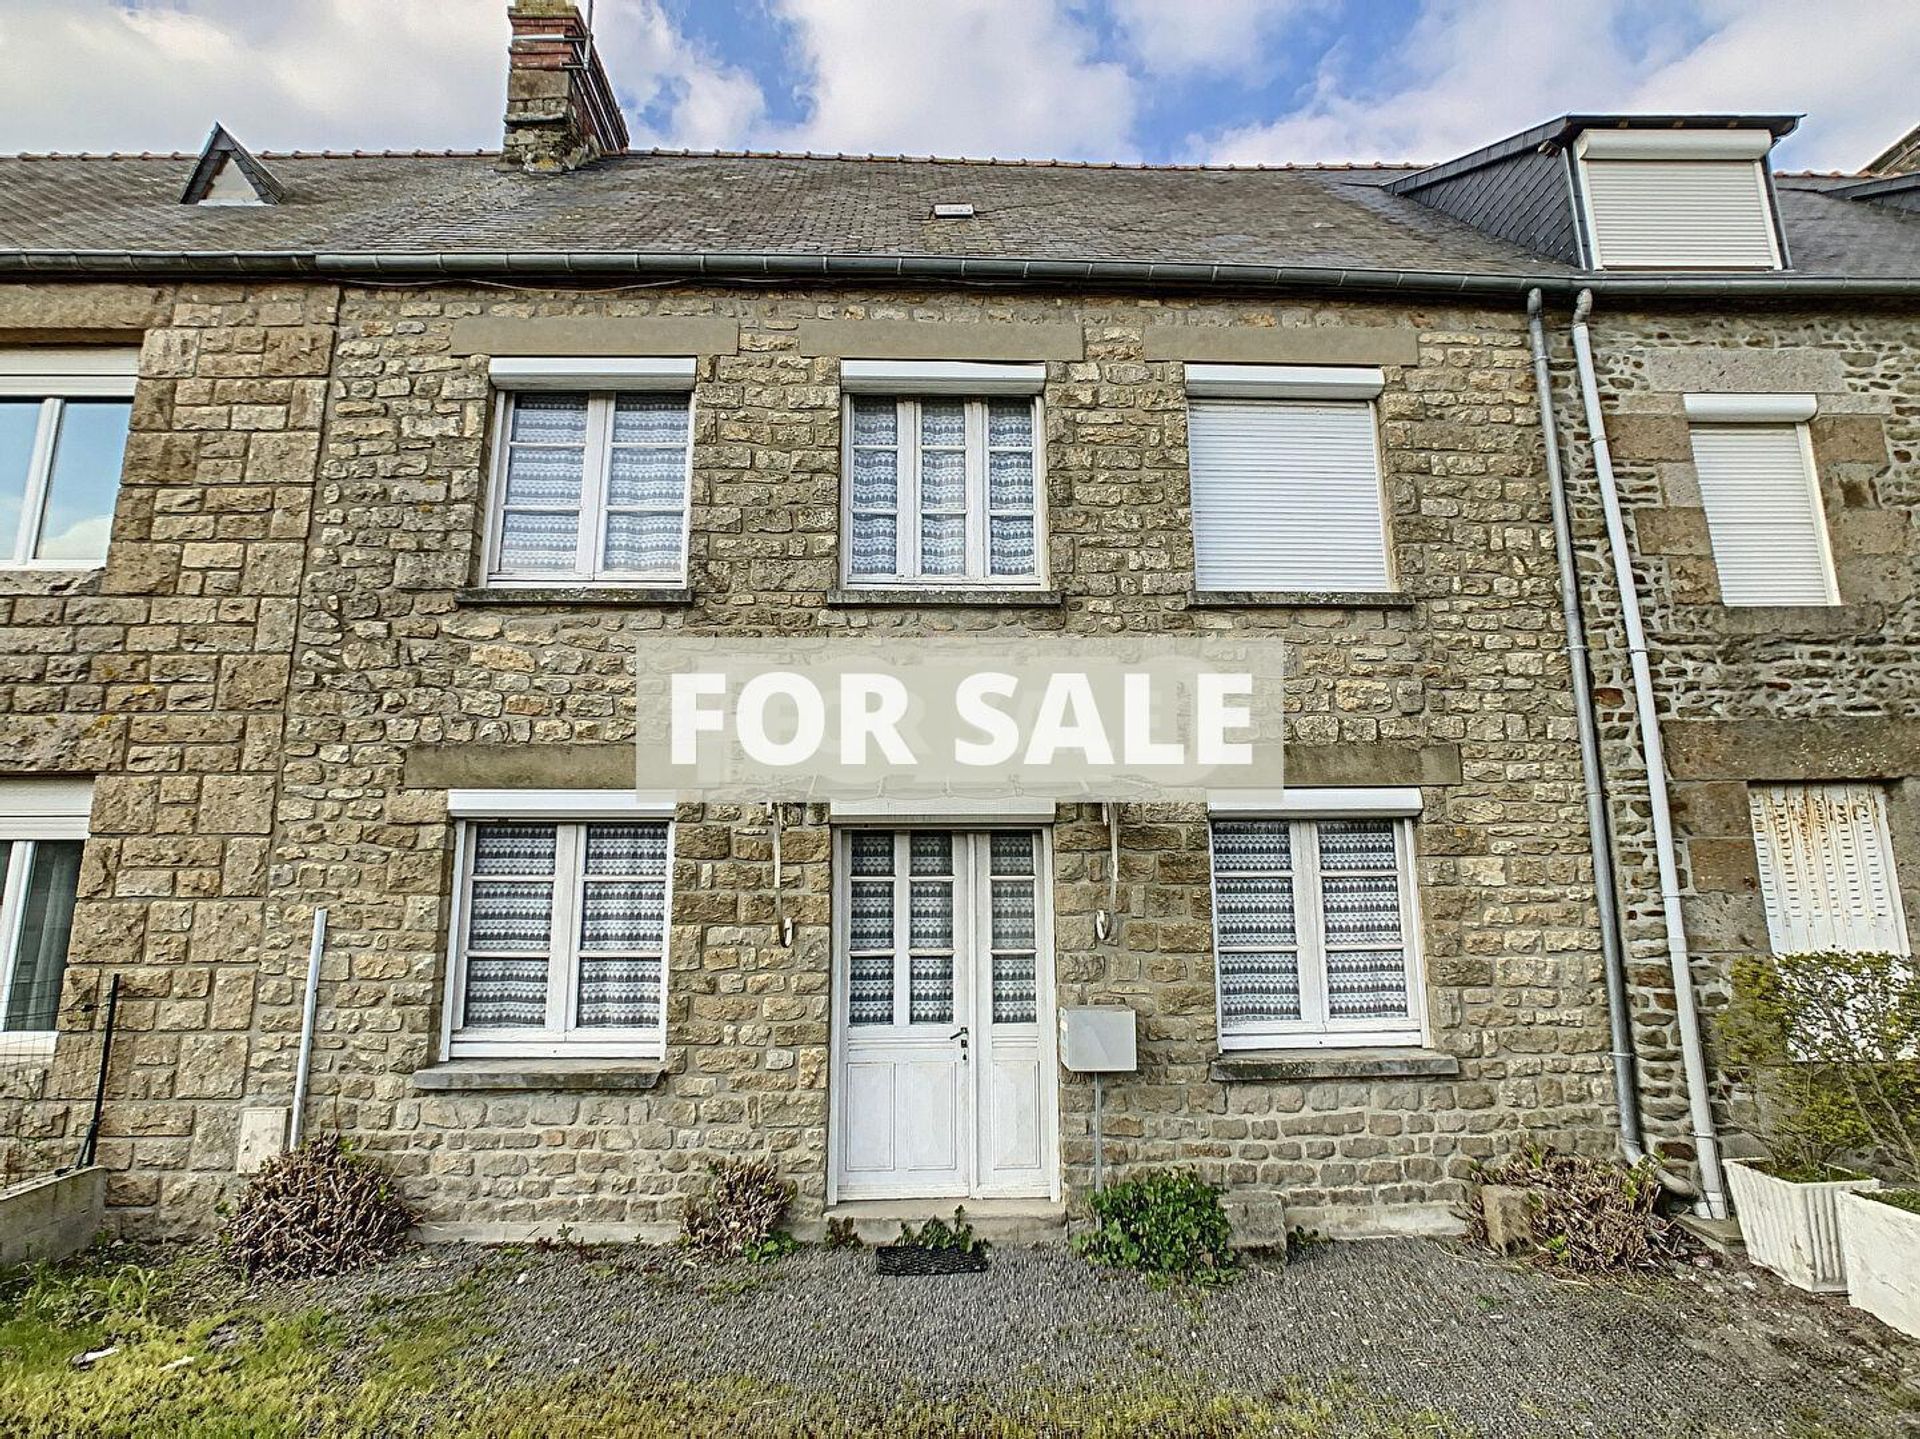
top-left (1567, 289), bottom-right (1729, 1219)
top-left (1524, 290), bottom-right (1647, 1164)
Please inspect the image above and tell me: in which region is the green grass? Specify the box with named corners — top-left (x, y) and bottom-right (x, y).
top-left (0, 1245), bottom-right (1471, 1439)
top-left (1868, 1188), bottom-right (1920, 1214)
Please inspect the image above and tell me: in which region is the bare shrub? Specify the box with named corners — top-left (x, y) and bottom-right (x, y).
top-left (680, 1157), bottom-right (795, 1260)
top-left (221, 1135), bottom-right (415, 1281)
top-left (1468, 1147), bottom-right (1688, 1273)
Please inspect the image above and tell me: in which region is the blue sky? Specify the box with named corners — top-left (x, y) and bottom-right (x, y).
top-left (1, 1), bottom-right (1915, 172)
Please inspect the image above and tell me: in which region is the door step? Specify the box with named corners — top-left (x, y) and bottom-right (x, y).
top-left (822, 1197), bottom-right (1067, 1246)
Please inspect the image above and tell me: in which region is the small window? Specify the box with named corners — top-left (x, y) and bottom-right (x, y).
top-left (1187, 397), bottom-right (1391, 592)
top-left (0, 351), bottom-right (136, 569)
top-left (1209, 814), bottom-right (1422, 1050)
top-left (1576, 129), bottom-right (1783, 270)
top-left (1688, 416), bottom-right (1836, 606)
top-left (1749, 783), bottom-right (1909, 956)
top-left (1, 780), bottom-right (91, 1044)
top-left (449, 819), bottom-right (672, 1057)
top-left (486, 389), bottom-right (691, 585)
top-left (843, 395), bottom-right (1042, 585)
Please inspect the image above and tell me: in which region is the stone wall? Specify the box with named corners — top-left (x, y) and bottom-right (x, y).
top-left (0, 281), bottom-right (335, 1227)
top-left (1554, 302), bottom-right (1920, 1172)
top-left (9, 281), bottom-right (1618, 1236)
top-left (256, 286), bottom-right (1608, 1237)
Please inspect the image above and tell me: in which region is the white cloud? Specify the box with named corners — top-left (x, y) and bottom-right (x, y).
top-left (0, 0), bottom-right (763, 154)
top-left (755, 0), bottom-right (1137, 159)
top-left (1110, 0), bottom-right (1311, 79)
top-left (1205, 0), bottom-right (1662, 166)
top-left (586, 0), bottom-right (769, 150)
top-left (1616, 0), bottom-right (1920, 171)
top-left (1203, 0), bottom-right (1920, 172)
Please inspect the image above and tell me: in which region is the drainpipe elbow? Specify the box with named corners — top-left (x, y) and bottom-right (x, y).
top-left (1526, 286), bottom-right (1544, 319)
top-left (1573, 288), bottom-right (1594, 325)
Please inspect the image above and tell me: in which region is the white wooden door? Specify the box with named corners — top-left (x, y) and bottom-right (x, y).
top-left (833, 829), bottom-right (1056, 1202)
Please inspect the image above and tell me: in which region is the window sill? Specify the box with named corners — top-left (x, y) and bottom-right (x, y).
top-left (1684, 603), bottom-right (1879, 638)
top-left (1188, 589), bottom-right (1414, 610)
top-left (0, 567), bottom-right (101, 596)
top-left (456, 585), bottom-right (695, 608)
top-left (1209, 1046), bottom-right (1459, 1083)
top-left (0, 1033), bottom-right (56, 1068)
top-left (411, 1058), bottom-right (666, 1092)
top-left (828, 587), bottom-right (1065, 609)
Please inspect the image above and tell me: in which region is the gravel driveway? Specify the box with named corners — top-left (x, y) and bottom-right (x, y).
top-left (287, 1238), bottom-right (1920, 1438)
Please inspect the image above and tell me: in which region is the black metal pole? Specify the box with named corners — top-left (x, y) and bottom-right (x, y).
top-left (77, 974), bottom-right (119, 1169)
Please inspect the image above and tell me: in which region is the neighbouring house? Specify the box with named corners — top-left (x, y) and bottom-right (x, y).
top-left (1, 0), bottom-right (1915, 1241)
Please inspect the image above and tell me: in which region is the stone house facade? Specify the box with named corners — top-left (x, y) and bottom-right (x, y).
top-left (0, 4), bottom-right (1914, 1239)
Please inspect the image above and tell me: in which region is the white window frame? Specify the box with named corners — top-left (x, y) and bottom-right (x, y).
top-left (1207, 800), bottom-right (1427, 1052)
top-left (1182, 369), bottom-right (1395, 594)
top-left (441, 792), bottom-right (674, 1060)
top-left (0, 779), bottom-right (93, 1055)
top-left (1684, 396), bottom-right (1839, 607)
top-left (0, 349), bottom-right (137, 571)
top-left (483, 362), bottom-right (695, 588)
top-left (838, 390), bottom-right (1048, 589)
top-left (1573, 128), bottom-right (1784, 272)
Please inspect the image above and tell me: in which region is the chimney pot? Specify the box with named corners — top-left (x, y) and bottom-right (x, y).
top-left (501, 0), bottom-right (630, 174)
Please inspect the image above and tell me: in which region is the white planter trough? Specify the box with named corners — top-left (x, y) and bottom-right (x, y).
top-left (1837, 1190), bottom-right (1920, 1338)
top-left (1725, 1157), bottom-right (1877, 1294)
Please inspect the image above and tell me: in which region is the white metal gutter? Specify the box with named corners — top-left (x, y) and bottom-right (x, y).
top-left (1567, 287), bottom-right (1730, 1220)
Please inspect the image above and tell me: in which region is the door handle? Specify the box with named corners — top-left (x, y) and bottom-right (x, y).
top-left (950, 1026), bottom-right (969, 1056)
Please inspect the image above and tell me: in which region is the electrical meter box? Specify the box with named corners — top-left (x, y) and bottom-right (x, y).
top-left (1059, 1006), bottom-right (1137, 1073)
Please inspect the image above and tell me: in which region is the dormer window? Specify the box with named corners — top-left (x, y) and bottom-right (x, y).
top-left (1575, 129), bottom-right (1783, 270)
top-left (180, 123), bottom-right (285, 207)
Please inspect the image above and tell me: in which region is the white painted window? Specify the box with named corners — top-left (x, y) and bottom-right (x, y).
top-left (0, 780), bottom-right (92, 1045)
top-left (1187, 397), bottom-right (1391, 592)
top-left (1749, 783), bottom-right (1909, 956)
top-left (1209, 811), bottom-right (1424, 1050)
top-left (1576, 129), bottom-right (1782, 271)
top-left (0, 350), bottom-right (137, 569)
top-left (448, 817), bottom-right (673, 1058)
top-left (843, 829), bottom-right (1042, 1028)
top-left (843, 394), bottom-right (1044, 585)
top-left (1686, 402), bottom-right (1836, 606)
top-left (486, 385), bottom-right (692, 585)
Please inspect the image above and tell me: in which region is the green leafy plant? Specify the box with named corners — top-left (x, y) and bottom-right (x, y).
top-left (1467, 1146), bottom-right (1686, 1273)
top-left (680, 1157), bottom-right (795, 1260)
top-left (220, 1134), bottom-right (415, 1281)
top-left (1073, 1169), bottom-right (1234, 1285)
top-left (1721, 951), bottom-right (1920, 1185)
top-left (823, 1218), bottom-right (865, 1250)
top-left (893, 1207), bottom-right (985, 1254)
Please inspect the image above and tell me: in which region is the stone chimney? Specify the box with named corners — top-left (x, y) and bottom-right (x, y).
top-left (502, 0), bottom-right (630, 173)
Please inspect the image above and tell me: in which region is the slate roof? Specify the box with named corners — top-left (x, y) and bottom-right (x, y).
top-left (0, 148), bottom-right (1915, 280)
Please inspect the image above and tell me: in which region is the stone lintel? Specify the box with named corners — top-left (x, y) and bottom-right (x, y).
top-left (1666, 718), bottom-right (1920, 783)
top-left (1287, 744), bottom-right (1463, 789)
top-left (404, 742), bottom-right (635, 791)
top-left (1143, 325), bottom-right (1421, 366)
top-left (797, 319), bottom-right (1084, 361)
top-left (448, 318), bottom-right (740, 357)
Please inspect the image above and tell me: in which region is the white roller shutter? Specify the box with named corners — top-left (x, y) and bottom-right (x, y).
top-left (1749, 783), bottom-right (1909, 956)
top-left (1187, 398), bottom-right (1391, 592)
top-left (1688, 423), bottom-right (1836, 606)
top-left (1582, 159), bottom-right (1781, 269)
